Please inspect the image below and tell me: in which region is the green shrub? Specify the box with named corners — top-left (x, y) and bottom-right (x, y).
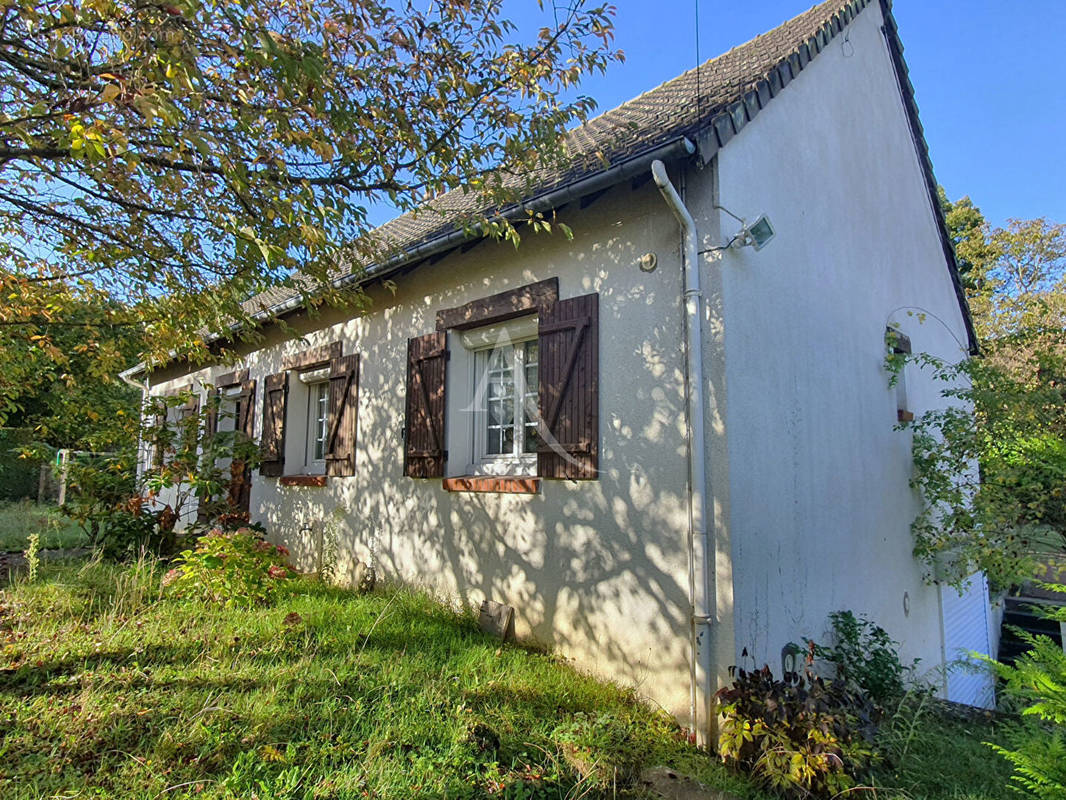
top-left (60, 450), bottom-right (147, 556)
top-left (715, 665), bottom-right (878, 798)
top-left (61, 390), bottom-right (260, 559)
top-left (807, 610), bottom-right (918, 706)
top-left (988, 588), bottom-right (1066, 800)
top-left (0, 428), bottom-right (43, 502)
top-left (164, 528), bottom-right (291, 607)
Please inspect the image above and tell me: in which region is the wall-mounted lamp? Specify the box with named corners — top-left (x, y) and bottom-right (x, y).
top-left (701, 206), bottom-right (776, 255)
top-left (735, 214), bottom-right (775, 251)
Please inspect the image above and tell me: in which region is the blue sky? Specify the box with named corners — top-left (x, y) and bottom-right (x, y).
top-left (500, 1), bottom-right (1065, 230)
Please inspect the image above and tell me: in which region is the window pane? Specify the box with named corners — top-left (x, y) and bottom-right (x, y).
top-left (522, 341), bottom-right (539, 454)
top-left (483, 344), bottom-right (516, 456)
top-left (312, 382), bottom-right (329, 462)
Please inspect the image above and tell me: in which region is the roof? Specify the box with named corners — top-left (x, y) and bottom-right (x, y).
top-left (179, 0), bottom-right (977, 363)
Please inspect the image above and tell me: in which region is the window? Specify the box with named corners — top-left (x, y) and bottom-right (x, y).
top-left (405, 284), bottom-right (599, 482)
top-left (284, 366), bottom-right (330, 475)
top-left (887, 327), bottom-right (913, 422)
top-left (261, 348), bottom-right (359, 480)
top-left (214, 386), bottom-right (242, 472)
top-left (443, 315), bottom-right (540, 477)
top-left (476, 337), bottom-right (539, 466)
top-left (306, 379), bottom-right (330, 468)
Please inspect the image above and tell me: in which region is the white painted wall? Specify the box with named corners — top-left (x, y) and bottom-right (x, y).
top-left (147, 181), bottom-right (707, 721)
top-left (711, 2), bottom-right (977, 683)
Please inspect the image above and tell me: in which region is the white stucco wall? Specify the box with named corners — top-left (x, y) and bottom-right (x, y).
top-left (147, 180), bottom-right (710, 721)
top-left (711, 2), bottom-right (974, 681)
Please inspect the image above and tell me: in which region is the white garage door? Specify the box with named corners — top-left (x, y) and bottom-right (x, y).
top-left (941, 572), bottom-right (996, 708)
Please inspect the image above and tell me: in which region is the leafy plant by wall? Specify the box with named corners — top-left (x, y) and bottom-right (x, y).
top-left (807, 610), bottom-right (919, 706)
top-left (164, 528), bottom-right (291, 607)
top-left (715, 665), bottom-right (878, 798)
top-left (61, 389), bottom-right (259, 558)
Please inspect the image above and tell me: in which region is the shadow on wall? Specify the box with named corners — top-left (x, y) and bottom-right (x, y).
top-left (254, 210), bottom-right (699, 710)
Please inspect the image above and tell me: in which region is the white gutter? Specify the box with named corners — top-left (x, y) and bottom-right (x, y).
top-left (119, 365), bottom-right (149, 394)
top-left (651, 159), bottom-right (714, 744)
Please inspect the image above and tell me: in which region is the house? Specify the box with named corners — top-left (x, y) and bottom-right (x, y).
top-left (126, 0), bottom-right (996, 740)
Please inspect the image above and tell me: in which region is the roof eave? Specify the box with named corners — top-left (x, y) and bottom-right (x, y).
top-left (877, 0), bottom-right (979, 355)
top-left (136, 135), bottom-right (698, 376)
top-left (237, 135), bottom-right (698, 330)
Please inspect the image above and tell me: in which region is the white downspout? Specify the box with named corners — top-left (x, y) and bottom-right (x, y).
top-left (651, 159), bottom-right (714, 745)
top-left (119, 367), bottom-right (151, 482)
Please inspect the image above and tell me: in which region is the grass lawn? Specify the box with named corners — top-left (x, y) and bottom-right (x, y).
top-left (0, 501), bottom-right (87, 552)
top-left (0, 560), bottom-right (763, 799)
top-left (0, 560), bottom-right (1017, 799)
top-left (869, 692), bottom-right (1015, 800)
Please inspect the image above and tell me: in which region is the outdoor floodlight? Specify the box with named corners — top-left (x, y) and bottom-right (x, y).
top-left (731, 213), bottom-right (775, 251)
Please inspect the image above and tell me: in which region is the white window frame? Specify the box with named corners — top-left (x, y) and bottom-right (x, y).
top-left (459, 316), bottom-right (539, 477)
top-left (300, 367), bottom-right (330, 475)
top-left (281, 366), bottom-right (330, 476)
top-left (214, 384), bottom-right (243, 472)
top-left (305, 378), bottom-right (330, 471)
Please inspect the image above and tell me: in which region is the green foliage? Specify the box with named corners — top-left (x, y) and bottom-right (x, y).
top-left (1, 0), bottom-right (621, 370)
top-left (903, 352), bottom-right (1066, 588)
top-left (60, 389), bottom-right (259, 558)
top-left (987, 587), bottom-right (1066, 800)
top-left (58, 450), bottom-right (143, 556)
top-left (991, 721), bottom-right (1066, 800)
top-left (807, 610), bottom-right (919, 706)
top-left (164, 528), bottom-right (291, 607)
top-left (715, 665), bottom-right (878, 798)
top-left (0, 280), bottom-right (141, 446)
top-left (901, 196), bottom-right (1066, 589)
top-left (0, 428), bottom-right (43, 502)
top-left (938, 188), bottom-right (999, 289)
top-left (138, 389), bottom-right (261, 524)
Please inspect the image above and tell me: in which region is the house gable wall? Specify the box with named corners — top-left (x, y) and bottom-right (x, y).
top-left (712, 2), bottom-right (973, 680)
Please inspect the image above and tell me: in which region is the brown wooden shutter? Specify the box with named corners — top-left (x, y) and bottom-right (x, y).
top-left (203, 388), bottom-right (220, 442)
top-left (325, 354), bottom-right (360, 477)
top-left (236, 379), bottom-right (256, 439)
top-left (180, 389), bottom-right (200, 452)
top-left (229, 379), bottom-right (256, 513)
top-left (538, 292), bottom-right (599, 480)
top-left (259, 372), bottom-right (288, 477)
top-left (404, 332), bottom-right (447, 478)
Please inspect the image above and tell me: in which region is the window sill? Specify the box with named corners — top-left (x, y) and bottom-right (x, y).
top-left (279, 475), bottom-right (328, 487)
top-left (442, 476), bottom-right (540, 494)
